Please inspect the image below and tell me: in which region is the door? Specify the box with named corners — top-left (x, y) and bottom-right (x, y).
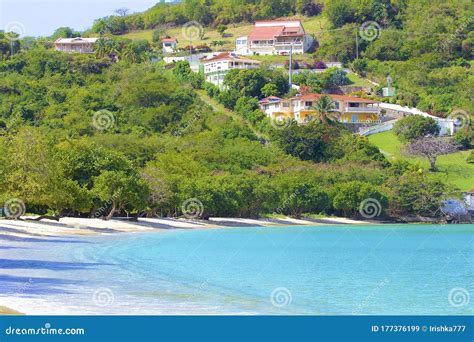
top-left (351, 115), bottom-right (358, 123)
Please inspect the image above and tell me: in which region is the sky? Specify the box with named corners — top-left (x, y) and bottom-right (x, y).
top-left (0, 0), bottom-right (158, 37)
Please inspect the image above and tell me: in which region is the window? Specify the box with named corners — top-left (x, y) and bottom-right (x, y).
top-left (283, 103), bottom-right (290, 108)
top-left (305, 101), bottom-right (312, 107)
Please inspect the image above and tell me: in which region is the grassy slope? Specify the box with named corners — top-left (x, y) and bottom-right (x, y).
top-left (369, 131), bottom-right (474, 191)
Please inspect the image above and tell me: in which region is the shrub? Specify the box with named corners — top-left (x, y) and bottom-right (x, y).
top-left (467, 150), bottom-right (474, 164)
top-left (453, 128), bottom-right (473, 149)
top-left (284, 60), bottom-right (299, 70)
top-left (204, 82), bottom-right (219, 98)
top-left (314, 60), bottom-right (327, 69)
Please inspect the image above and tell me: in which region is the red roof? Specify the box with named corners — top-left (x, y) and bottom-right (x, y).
top-left (259, 96), bottom-right (282, 105)
top-left (206, 52), bottom-right (232, 61)
top-left (162, 38), bottom-right (176, 42)
top-left (205, 52), bottom-right (261, 63)
top-left (248, 26), bottom-right (284, 40)
top-left (255, 20), bottom-right (303, 24)
top-left (294, 93), bottom-right (379, 103)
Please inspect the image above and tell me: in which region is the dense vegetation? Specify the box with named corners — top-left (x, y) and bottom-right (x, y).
top-left (0, 0), bottom-right (471, 220)
top-left (0, 45), bottom-right (455, 220)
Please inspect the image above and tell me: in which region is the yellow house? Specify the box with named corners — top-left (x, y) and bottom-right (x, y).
top-left (259, 93), bottom-right (381, 124)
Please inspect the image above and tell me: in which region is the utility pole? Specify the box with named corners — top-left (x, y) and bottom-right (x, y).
top-left (288, 43), bottom-right (293, 94)
top-left (355, 33), bottom-right (359, 59)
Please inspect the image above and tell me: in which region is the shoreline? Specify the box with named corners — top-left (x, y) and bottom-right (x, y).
top-left (0, 216), bottom-right (378, 239)
top-left (0, 306), bottom-right (23, 315)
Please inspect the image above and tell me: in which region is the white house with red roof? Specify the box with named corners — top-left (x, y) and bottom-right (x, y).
top-left (236, 20), bottom-right (313, 56)
top-left (202, 52), bottom-right (261, 88)
top-left (162, 38), bottom-right (177, 53)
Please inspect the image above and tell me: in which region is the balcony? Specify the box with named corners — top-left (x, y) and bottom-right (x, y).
top-left (274, 42), bottom-right (303, 47)
top-left (344, 107), bottom-right (379, 113)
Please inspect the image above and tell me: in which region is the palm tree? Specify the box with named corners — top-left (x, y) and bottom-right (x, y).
top-left (311, 95), bottom-right (340, 124)
top-left (94, 37), bottom-right (108, 58)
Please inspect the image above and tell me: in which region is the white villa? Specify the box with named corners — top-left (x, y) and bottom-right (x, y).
top-left (202, 52), bottom-right (261, 88)
top-left (162, 38), bottom-right (177, 53)
top-left (235, 20), bottom-right (313, 56)
top-left (54, 37), bottom-right (99, 53)
top-left (259, 93), bottom-right (382, 124)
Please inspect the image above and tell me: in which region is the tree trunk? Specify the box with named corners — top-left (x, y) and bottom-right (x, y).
top-left (429, 156), bottom-right (438, 171)
top-left (105, 202), bottom-right (116, 221)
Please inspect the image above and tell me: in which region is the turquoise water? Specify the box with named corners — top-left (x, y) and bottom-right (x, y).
top-left (1, 224), bottom-right (473, 315)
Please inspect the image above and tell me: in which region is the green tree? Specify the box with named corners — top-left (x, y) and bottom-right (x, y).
top-left (332, 181), bottom-right (387, 218)
top-left (386, 171), bottom-right (447, 217)
top-left (92, 170), bottom-right (149, 219)
top-left (261, 83), bottom-right (279, 97)
top-left (217, 24), bottom-right (227, 37)
top-left (394, 116), bottom-right (440, 142)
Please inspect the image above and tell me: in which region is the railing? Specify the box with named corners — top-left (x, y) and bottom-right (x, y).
top-left (249, 43), bottom-right (273, 47)
top-left (345, 107), bottom-right (379, 113)
top-left (274, 42), bottom-right (303, 46)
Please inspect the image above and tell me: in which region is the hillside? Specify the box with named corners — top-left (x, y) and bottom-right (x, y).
top-left (123, 16), bottom-right (328, 53)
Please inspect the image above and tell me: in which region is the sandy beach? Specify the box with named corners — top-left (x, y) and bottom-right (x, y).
top-left (0, 216), bottom-right (372, 240)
